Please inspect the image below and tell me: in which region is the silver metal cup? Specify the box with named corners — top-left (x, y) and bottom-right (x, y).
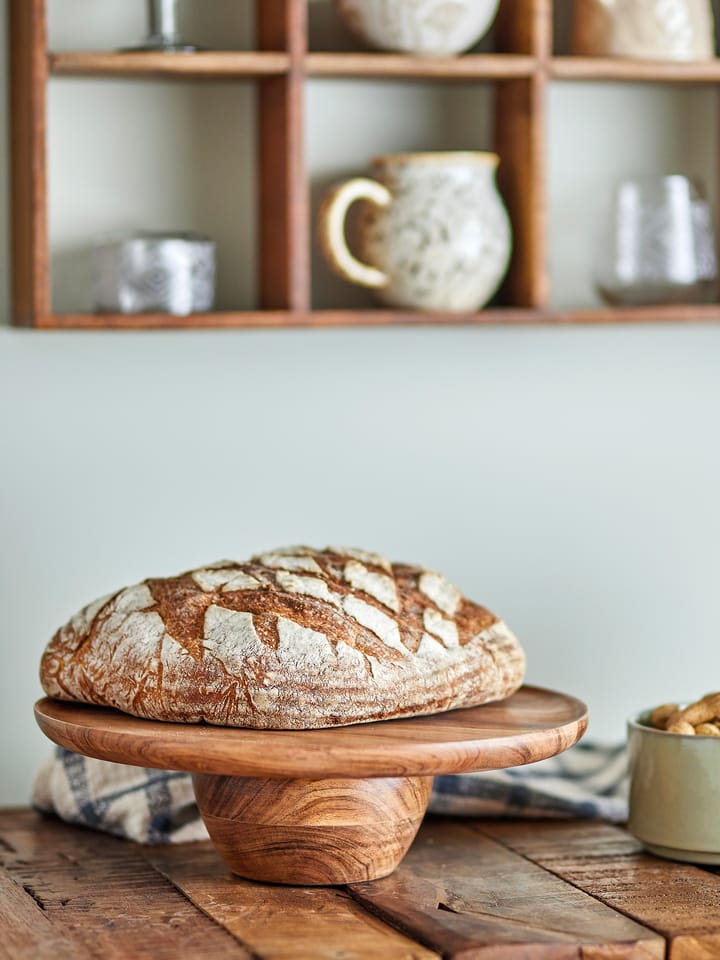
top-left (93, 232), bottom-right (216, 316)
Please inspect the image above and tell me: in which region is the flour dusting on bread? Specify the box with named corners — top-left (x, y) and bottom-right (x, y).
top-left (40, 546), bottom-right (526, 729)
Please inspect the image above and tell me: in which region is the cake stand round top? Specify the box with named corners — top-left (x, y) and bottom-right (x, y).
top-left (35, 685), bottom-right (587, 779)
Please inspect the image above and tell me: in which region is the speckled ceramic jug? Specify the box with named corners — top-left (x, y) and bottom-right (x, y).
top-left (573, 0), bottom-right (714, 60)
top-left (333, 0), bottom-right (501, 56)
top-left (319, 152), bottom-right (512, 313)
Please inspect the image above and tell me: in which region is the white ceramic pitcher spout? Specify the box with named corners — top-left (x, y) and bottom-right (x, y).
top-left (573, 0), bottom-right (715, 60)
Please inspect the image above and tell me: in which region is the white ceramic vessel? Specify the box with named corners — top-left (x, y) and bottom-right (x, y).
top-left (628, 709), bottom-right (720, 864)
top-left (318, 152), bottom-right (512, 312)
top-left (573, 0), bottom-right (715, 61)
top-left (333, 0), bottom-right (501, 56)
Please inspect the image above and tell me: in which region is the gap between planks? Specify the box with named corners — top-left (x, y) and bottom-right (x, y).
top-left (346, 818), bottom-right (664, 959)
top-left (479, 820), bottom-right (720, 960)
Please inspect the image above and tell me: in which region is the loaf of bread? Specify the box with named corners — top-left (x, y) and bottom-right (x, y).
top-left (40, 546), bottom-right (526, 729)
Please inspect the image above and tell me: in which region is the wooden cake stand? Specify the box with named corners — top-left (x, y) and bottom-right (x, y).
top-left (35, 685), bottom-right (587, 886)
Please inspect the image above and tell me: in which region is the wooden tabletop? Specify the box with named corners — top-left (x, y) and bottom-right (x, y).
top-left (3, 808), bottom-right (720, 959)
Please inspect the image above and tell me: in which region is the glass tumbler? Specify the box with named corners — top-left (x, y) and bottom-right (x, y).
top-left (595, 175), bottom-right (718, 306)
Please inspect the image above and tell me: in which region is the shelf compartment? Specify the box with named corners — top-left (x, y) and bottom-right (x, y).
top-left (552, 56), bottom-right (720, 83)
top-left (37, 305), bottom-right (720, 330)
top-left (306, 54), bottom-right (537, 80)
top-left (48, 51), bottom-right (291, 80)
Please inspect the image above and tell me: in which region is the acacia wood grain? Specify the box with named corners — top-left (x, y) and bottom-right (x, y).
top-left (193, 775), bottom-right (432, 884)
top-left (34, 685), bottom-right (588, 779)
top-left (481, 820), bottom-right (720, 960)
top-left (35, 687), bottom-right (585, 886)
top-left (349, 818), bottom-right (663, 958)
top-left (193, 773), bottom-right (431, 824)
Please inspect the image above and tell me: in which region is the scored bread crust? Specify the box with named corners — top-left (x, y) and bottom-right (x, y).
top-left (40, 546), bottom-right (526, 729)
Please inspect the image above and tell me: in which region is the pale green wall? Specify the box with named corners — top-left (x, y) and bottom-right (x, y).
top-left (2, 1), bottom-right (720, 803)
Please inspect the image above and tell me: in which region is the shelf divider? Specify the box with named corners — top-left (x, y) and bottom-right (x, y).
top-left (257, 0), bottom-right (310, 312)
top-left (495, 0), bottom-right (551, 57)
top-left (493, 1), bottom-right (550, 310)
top-left (9, 0), bottom-right (50, 326)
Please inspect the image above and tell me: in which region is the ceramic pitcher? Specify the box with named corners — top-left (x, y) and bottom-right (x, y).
top-left (333, 0), bottom-right (501, 56)
top-left (573, 0), bottom-right (715, 60)
top-left (318, 152), bottom-right (512, 312)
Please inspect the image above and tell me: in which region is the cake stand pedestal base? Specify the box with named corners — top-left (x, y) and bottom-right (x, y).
top-left (192, 774), bottom-right (433, 885)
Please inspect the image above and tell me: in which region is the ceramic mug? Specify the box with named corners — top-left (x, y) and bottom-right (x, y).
top-left (628, 709), bottom-right (720, 864)
top-left (333, 0), bottom-right (502, 56)
top-left (573, 0), bottom-right (715, 60)
top-left (318, 152), bottom-right (512, 312)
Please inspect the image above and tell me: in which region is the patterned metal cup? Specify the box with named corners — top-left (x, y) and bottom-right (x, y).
top-left (93, 232), bottom-right (216, 316)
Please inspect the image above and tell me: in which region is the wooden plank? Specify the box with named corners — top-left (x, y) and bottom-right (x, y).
top-left (38, 303), bottom-right (720, 330)
top-left (348, 818), bottom-right (664, 959)
top-left (0, 810), bottom-right (249, 959)
top-left (305, 53), bottom-right (537, 79)
top-left (49, 51), bottom-right (290, 79)
top-left (482, 820), bottom-right (720, 959)
top-left (494, 75), bottom-right (548, 309)
top-left (0, 870), bottom-right (87, 960)
top-left (9, 0), bottom-right (50, 326)
top-left (145, 843), bottom-right (438, 959)
top-left (552, 56), bottom-right (720, 83)
top-left (257, 0), bottom-right (309, 311)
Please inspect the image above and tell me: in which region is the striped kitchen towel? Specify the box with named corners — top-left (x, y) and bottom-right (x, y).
top-left (32, 741), bottom-right (628, 845)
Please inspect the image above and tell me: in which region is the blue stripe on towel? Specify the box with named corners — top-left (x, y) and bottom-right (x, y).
top-left (34, 740), bottom-right (629, 843)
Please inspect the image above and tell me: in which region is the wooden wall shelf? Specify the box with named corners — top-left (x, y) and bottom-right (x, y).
top-left (9, 0), bottom-right (720, 330)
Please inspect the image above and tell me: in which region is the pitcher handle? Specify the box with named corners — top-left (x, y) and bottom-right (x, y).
top-left (319, 178), bottom-right (391, 289)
